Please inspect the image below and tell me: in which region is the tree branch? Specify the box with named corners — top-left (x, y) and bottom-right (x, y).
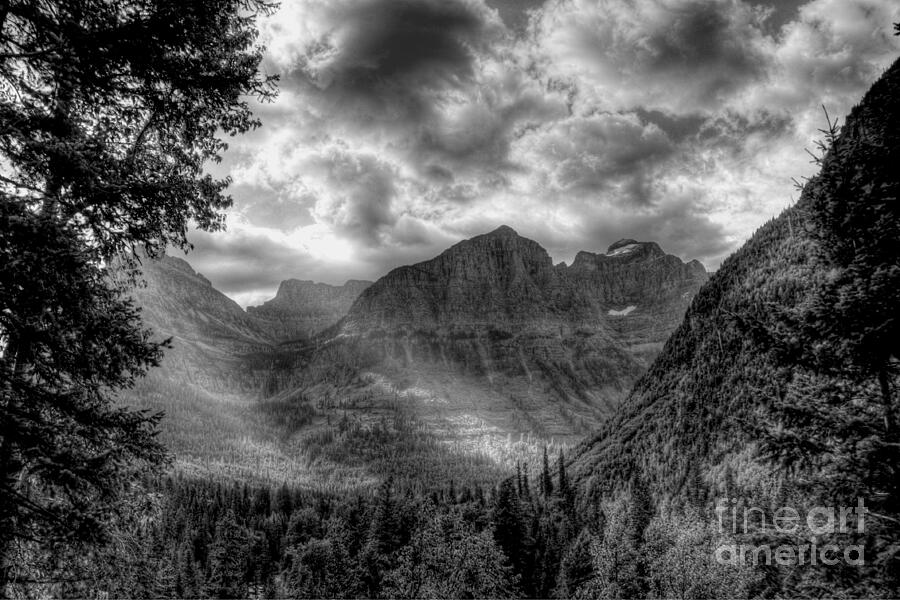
top-left (0, 47), bottom-right (58, 59)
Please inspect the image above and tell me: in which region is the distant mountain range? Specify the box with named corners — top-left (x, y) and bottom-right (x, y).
top-left (126, 228), bottom-right (707, 484)
top-left (130, 254), bottom-right (272, 392)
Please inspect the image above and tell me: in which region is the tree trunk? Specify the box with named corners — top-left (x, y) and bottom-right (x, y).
top-left (878, 367), bottom-right (895, 437)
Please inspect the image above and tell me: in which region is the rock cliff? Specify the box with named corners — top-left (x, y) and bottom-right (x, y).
top-left (248, 279), bottom-right (371, 342)
top-left (561, 239), bottom-right (708, 362)
top-left (331, 226), bottom-right (707, 421)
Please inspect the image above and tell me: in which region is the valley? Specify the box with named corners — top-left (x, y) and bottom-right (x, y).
top-left (124, 229), bottom-right (707, 490)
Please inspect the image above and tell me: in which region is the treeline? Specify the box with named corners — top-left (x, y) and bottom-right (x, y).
top-left (7, 450), bottom-right (763, 599)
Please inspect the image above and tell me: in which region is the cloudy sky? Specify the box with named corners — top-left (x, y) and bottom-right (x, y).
top-left (191, 0), bottom-right (900, 307)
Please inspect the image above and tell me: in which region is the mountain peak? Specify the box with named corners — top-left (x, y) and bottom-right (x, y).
top-left (275, 279), bottom-right (330, 296)
top-left (248, 279), bottom-right (371, 342)
top-left (483, 224), bottom-right (519, 238)
top-left (608, 238), bottom-right (640, 252)
top-left (605, 239), bottom-right (665, 258)
top-left (151, 254), bottom-right (213, 287)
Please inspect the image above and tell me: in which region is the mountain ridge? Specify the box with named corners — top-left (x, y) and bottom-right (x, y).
top-left (125, 226), bottom-right (711, 485)
top-left (315, 226), bottom-right (708, 433)
top-left (248, 278), bottom-right (372, 342)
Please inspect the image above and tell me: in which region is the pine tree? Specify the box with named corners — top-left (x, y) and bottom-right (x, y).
top-left (582, 497), bottom-right (643, 600)
top-left (628, 474), bottom-right (653, 548)
top-left (0, 207), bottom-right (166, 569)
top-left (491, 478), bottom-right (529, 580)
top-left (554, 528), bottom-right (595, 598)
top-left (275, 483), bottom-right (293, 517)
top-left (534, 514), bottom-right (563, 598)
top-left (248, 530), bottom-right (272, 592)
top-left (0, 0), bottom-right (276, 586)
top-left (361, 476), bottom-right (401, 596)
top-left (516, 462), bottom-right (523, 497)
top-left (177, 540), bottom-right (200, 600)
top-left (206, 510), bottom-right (248, 599)
top-left (252, 486), bottom-right (272, 517)
top-left (541, 447), bottom-right (554, 497)
top-left (557, 449), bottom-right (570, 499)
top-left (368, 476), bottom-right (400, 556)
top-left (521, 470), bottom-right (532, 500)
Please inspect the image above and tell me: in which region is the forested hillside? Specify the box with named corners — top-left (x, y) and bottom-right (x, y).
top-left (569, 54), bottom-right (900, 597)
top-left (569, 203), bottom-right (811, 496)
top-left (571, 55), bottom-right (900, 498)
top-left (19, 457), bottom-right (759, 599)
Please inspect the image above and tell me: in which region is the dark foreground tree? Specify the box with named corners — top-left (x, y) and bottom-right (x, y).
top-left (0, 0), bottom-right (276, 590)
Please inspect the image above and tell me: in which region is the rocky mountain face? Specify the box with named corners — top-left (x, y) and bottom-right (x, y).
top-left (248, 279), bottom-right (371, 342)
top-left (569, 210), bottom-right (804, 499)
top-left (333, 226), bottom-right (708, 424)
top-left (131, 257), bottom-right (372, 388)
top-left (560, 238), bottom-right (708, 363)
top-left (342, 226), bottom-right (574, 332)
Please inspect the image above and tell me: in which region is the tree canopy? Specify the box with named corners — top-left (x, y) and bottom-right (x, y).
top-left (0, 0), bottom-right (276, 587)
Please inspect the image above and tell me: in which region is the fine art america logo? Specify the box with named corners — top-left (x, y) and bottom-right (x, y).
top-left (714, 498), bottom-right (867, 566)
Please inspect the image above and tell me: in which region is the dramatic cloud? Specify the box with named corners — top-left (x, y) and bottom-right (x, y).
top-left (262, 0), bottom-right (563, 176)
top-left (282, 0), bottom-right (489, 124)
top-left (577, 195), bottom-right (733, 262)
top-left (747, 0), bottom-right (900, 125)
top-left (512, 112), bottom-right (675, 202)
top-left (184, 0), bottom-right (900, 305)
top-left (531, 0), bottom-right (772, 114)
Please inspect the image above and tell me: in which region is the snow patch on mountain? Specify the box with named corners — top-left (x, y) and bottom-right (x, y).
top-left (606, 244), bottom-right (639, 257)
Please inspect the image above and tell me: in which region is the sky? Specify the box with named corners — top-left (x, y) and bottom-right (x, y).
top-left (190, 0), bottom-right (900, 307)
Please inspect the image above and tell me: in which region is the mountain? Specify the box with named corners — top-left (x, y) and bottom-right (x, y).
top-left (342, 225), bottom-right (570, 332)
top-left (335, 226), bottom-right (707, 422)
top-left (569, 55), bottom-right (900, 503)
top-left (123, 229), bottom-right (707, 486)
top-left (247, 278), bottom-right (371, 342)
top-left (561, 239), bottom-right (707, 363)
top-left (569, 209), bottom-right (807, 499)
top-left (128, 254), bottom-right (274, 391)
